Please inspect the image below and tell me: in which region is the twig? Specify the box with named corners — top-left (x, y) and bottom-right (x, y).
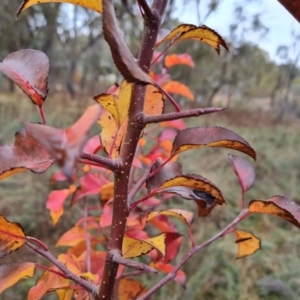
top-left (110, 250), bottom-right (158, 273)
top-left (26, 236), bottom-right (48, 251)
top-left (83, 199), bottom-right (91, 274)
top-left (38, 105), bottom-right (46, 124)
top-left (128, 164), bottom-right (152, 203)
top-left (79, 152), bottom-right (119, 171)
top-left (26, 241), bottom-right (97, 295)
top-left (137, 0), bottom-right (155, 20)
top-left (140, 107), bottom-right (226, 125)
top-left (137, 209), bottom-right (250, 299)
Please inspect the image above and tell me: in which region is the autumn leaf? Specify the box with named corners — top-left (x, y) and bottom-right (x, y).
top-left (150, 174), bottom-right (225, 216)
top-left (0, 50), bottom-right (49, 106)
top-left (0, 215), bottom-right (26, 258)
top-left (83, 135), bottom-right (102, 154)
top-left (150, 262), bottom-right (186, 288)
top-left (171, 126), bottom-right (256, 160)
top-left (17, 0), bottom-right (103, 16)
top-left (157, 24), bottom-right (228, 54)
top-left (0, 263), bottom-right (35, 293)
top-left (0, 128), bottom-right (54, 181)
top-left (28, 265), bottom-right (71, 300)
top-left (235, 230), bottom-right (261, 259)
top-left (165, 53), bottom-right (195, 68)
top-left (117, 277), bottom-right (147, 300)
top-left (144, 84), bottom-right (164, 115)
top-left (163, 81), bottom-right (194, 100)
top-left (46, 186), bottom-right (75, 226)
top-left (100, 181), bottom-right (114, 203)
top-left (249, 195), bottom-right (300, 228)
top-left (147, 209), bottom-right (194, 228)
top-left (56, 226), bottom-right (88, 247)
top-left (25, 104), bottom-right (101, 178)
top-left (228, 154), bottom-right (255, 193)
top-left (122, 234), bottom-right (166, 259)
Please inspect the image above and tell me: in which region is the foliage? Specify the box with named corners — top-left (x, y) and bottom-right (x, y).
top-left (0, 1), bottom-right (300, 300)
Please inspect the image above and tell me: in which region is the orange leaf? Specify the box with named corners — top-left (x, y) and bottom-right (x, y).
top-left (0, 215), bottom-right (26, 258)
top-left (28, 266), bottom-right (71, 300)
top-left (0, 262), bottom-right (35, 293)
top-left (0, 128), bottom-right (54, 181)
top-left (235, 230), bottom-right (261, 259)
top-left (56, 288), bottom-right (74, 300)
top-left (144, 84), bottom-right (164, 115)
top-left (117, 277), bottom-right (147, 300)
top-left (165, 53), bottom-right (195, 68)
top-left (249, 195), bottom-right (300, 228)
top-left (163, 81), bottom-right (194, 101)
top-left (17, 0), bottom-right (103, 17)
top-left (100, 182), bottom-right (114, 202)
top-left (56, 226), bottom-right (87, 247)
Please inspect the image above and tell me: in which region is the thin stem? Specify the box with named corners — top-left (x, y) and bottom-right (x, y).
top-left (140, 107), bottom-right (225, 125)
top-left (26, 236), bottom-right (48, 251)
top-left (111, 250), bottom-right (158, 273)
top-left (79, 152), bottom-right (119, 171)
top-left (137, 209), bottom-right (250, 300)
top-left (26, 241), bottom-right (97, 295)
top-left (128, 164), bottom-right (152, 203)
top-left (38, 105), bottom-right (46, 124)
top-left (151, 42), bottom-right (174, 65)
top-left (35, 263), bottom-right (67, 278)
top-left (137, 0), bottom-right (155, 19)
top-left (83, 199), bottom-right (91, 274)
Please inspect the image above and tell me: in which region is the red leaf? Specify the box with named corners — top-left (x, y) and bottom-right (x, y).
top-left (0, 49), bottom-right (49, 105)
top-left (83, 135), bottom-right (102, 154)
top-left (0, 128), bottom-right (54, 181)
top-left (228, 154), bottom-right (255, 192)
top-left (25, 104), bottom-right (101, 178)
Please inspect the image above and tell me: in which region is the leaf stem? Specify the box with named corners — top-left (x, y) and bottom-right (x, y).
top-left (38, 105), bottom-right (46, 124)
top-left (137, 209), bottom-right (250, 300)
top-left (140, 107), bottom-right (225, 125)
top-left (79, 152), bottom-right (119, 171)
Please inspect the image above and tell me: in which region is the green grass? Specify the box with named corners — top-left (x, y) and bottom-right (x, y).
top-left (1, 94), bottom-right (300, 299)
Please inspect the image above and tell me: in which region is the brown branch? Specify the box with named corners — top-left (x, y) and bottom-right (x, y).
top-left (137, 209), bottom-right (249, 300)
top-left (26, 241), bottom-right (97, 295)
top-left (79, 152), bottom-right (119, 171)
top-left (83, 199), bottom-right (91, 274)
top-left (137, 0), bottom-right (155, 19)
top-left (139, 107), bottom-right (225, 125)
top-left (111, 250), bottom-right (158, 273)
top-left (98, 0), bottom-right (168, 299)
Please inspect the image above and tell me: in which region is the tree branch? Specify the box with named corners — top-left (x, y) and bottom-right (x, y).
top-left (137, 0), bottom-right (155, 20)
top-left (26, 241), bottom-right (97, 295)
top-left (79, 152), bottom-right (119, 171)
top-left (111, 250), bottom-right (158, 273)
top-left (137, 209), bottom-right (250, 300)
top-left (139, 107), bottom-right (225, 125)
top-left (98, 0), bottom-right (168, 298)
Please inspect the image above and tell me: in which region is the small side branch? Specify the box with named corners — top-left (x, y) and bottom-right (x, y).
top-left (79, 152), bottom-right (120, 171)
top-left (140, 107), bottom-right (225, 125)
top-left (111, 251), bottom-right (158, 273)
top-left (137, 209), bottom-right (250, 300)
top-left (137, 0), bottom-right (155, 19)
top-left (26, 241), bottom-right (97, 295)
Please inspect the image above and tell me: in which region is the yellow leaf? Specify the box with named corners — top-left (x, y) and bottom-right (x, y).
top-left (122, 236), bottom-right (154, 259)
top-left (235, 230), bottom-right (261, 259)
top-left (0, 168), bottom-right (26, 181)
top-left (17, 0), bottom-right (103, 17)
top-left (157, 24), bottom-right (228, 54)
top-left (147, 209), bottom-right (194, 227)
top-left (0, 263), bottom-right (35, 293)
top-left (0, 215), bottom-right (26, 258)
top-left (163, 81), bottom-right (194, 101)
top-left (56, 288), bottom-right (74, 300)
top-left (145, 234), bottom-right (166, 257)
top-left (100, 182), bottom-right (114, 202)
top-left (117, 277), bottom-right (147, 300)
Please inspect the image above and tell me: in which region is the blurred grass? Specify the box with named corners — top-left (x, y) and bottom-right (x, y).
top-left (1, 93), bottom-right (300, 299)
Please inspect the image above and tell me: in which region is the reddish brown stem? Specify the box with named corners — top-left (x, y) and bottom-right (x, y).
top-left (35, 263), bottom-right (67, 278)
top-left (137, 209), bottom-right (250, 299)
top-left (26, 236), bottom-right (48, 251)
top-left (38, 105), bottom-right (46, 124)
top-left (79, 152), bottom-right (119, 171)
top-left (98, 1), bottom-right (168, 298)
